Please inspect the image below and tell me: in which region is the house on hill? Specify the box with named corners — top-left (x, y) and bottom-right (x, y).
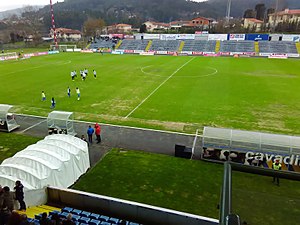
top-left (106, 24), bottom-right (133, 34)
top-left (50, 28), bottom-right (82, 41)
top-left (243, 18), bottom-right (264, 32)
top-left (268, 8), bottom-right (300, 26)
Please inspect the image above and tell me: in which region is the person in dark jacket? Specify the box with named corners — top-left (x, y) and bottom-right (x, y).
top-left (87, 125), bottom-right (94, 143)
top-left (40, 212), bottom-right (50, 225)
top-left (2, 186), bottom-right (14, 212)
top-left (14, 180), bottom-right (26, 211)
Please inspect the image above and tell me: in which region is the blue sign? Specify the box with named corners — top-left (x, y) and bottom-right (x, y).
top-left (246, 34), bottom-right (269, 41)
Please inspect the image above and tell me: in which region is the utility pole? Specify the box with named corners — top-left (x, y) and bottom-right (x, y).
top-left (50, 0), bottom-right (58, 48)
top-left (272, 0), bottom-right (280, 32)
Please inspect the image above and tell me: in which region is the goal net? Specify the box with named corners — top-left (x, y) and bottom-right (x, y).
top-left (50, 45), bottom-right (77, 52)
top-left (0, 52), bottom-right (18, 61)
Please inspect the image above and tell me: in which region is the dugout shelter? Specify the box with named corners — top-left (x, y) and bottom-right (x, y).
top-left (47, 111), bottom-right (76, 136)
top-left (202, 126), bottom-right (300, 172)
top-left (0, 104), bottom-right (20, 132)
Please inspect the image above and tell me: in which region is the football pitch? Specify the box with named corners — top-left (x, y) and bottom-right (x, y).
top-left (1, 53), bottom-right (300, 134)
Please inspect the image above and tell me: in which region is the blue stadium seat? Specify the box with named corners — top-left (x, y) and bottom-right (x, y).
top-left (72, 214), bottom-right (81, 221)
top-left (129, 223), bottom-right (139, 225)
top-left (80, 223), bottom-right (88, 225)
top-left (108, 217), bottom-right (119, 224)
top-left (100, 215), bottom-right (109, 221)
top-left (89, 219), bottom-right (101, 225)
top-left (81, 210), bottom-right (91, 217)
top-left (60, 211), bottom-right (69, 219)
top-left (79, 216), bottom-right (90, 224)
top-left (100, 222), bottom-right (111, 225)
top-left (89, 213), bottom-right (101, 220)
top-left (62, 207), bottom-right (73, 213)
top-left (49, 210), bottom-right (60, 216)
top-left (32, 219), bottom-right (40, 225)
top-left (72, 209), bottom-right (82, 215)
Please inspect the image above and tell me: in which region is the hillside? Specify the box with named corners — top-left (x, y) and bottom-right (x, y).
top-left (36, 0), bottom-right (299, 29)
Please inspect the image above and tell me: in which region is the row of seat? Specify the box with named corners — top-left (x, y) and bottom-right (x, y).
top-left (219, 40), bottom-right (255, 53)
top-left (90, 39), bottom-right (299, 54)
top-left (149, 40), bottom-right (181, 51)
top-left (259, 41), bottom-right (298, 53)
top-left (33, 207), bottom-right (140, 225)
top-left (182, 40), bottom-right (217, 52)
top-left (118, 40), bottom-right (149, 50)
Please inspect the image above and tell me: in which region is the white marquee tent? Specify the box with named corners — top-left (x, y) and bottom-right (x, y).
top-left (0, 134), bottom-right (90, 206)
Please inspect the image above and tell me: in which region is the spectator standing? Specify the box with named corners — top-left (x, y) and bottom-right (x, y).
top-left (87, 125), bottom-right (94, 143)
top-left (49, 213), bottom-right (62, 225)
top-left (272, 159), bottom-right (282, 186)
top-left (14, 180), bottom-right (26, 211)
top-left (94, 123), bottom-right (101, 143)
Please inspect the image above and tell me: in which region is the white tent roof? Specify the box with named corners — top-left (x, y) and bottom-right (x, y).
top-left (0, 134), bottom-right (90, 190)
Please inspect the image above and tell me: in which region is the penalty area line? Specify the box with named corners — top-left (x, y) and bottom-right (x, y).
top-left (125, 57), bottom-right (195, 118)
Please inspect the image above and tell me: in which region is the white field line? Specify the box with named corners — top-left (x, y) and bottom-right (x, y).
top-left (125, 57), bottom-right (195, 118)
top-left (0, 60), bottom-right (71, 77)
top-left (19, 119), bottom-right (47, 134)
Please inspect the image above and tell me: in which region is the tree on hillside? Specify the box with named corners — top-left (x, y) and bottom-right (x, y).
top-left (83, 18), bottom-right (106, 37)
top-left (255, 3), bottom-right (266, 21)
top-left (243, 9), bottom-right (256, 18)
top-left (139, 24), bottom-right (147, 33)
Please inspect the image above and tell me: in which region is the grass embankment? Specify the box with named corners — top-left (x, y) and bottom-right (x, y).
top-left (73, 149), bottom-right (300, 224)
top-left (0, 132), bottom-right (41, 163)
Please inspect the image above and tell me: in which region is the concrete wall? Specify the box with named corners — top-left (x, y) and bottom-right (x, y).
top-left (47, 186), bottom-right (219, 225)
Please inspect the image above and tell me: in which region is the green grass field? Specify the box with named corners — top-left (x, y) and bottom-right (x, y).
top-left (1, 53), bottom-right (300, 134)
top-left (0, 133), bottom-right (41, 163)
top-left (1, 132), bottom-right (300, 224)
top-left (73, 149), bottom-right (300, 225)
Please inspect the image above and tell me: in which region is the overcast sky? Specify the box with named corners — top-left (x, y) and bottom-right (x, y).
top-left (0, 0), bottom-right (207, 12)
top-left (0, 0), bottom-right (65, 12)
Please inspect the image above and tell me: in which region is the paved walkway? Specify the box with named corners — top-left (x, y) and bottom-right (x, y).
top-left (14, 114), bottom-right (201, 166)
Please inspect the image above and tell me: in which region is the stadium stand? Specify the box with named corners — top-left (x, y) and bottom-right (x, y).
top-left (22, 206), bottom-right (142, 225)
top-left (182, 40), bottom-right (217, 52)
top-left (90, 38), bottom-right (116, 49)
top-left (118, 40), bottom-right (149, 51)
top-left (259, 41), bottom-right (298, 54)
top-left (219, 40), bottom-right (255, 53)
top-left (149, 40), bottom-right (181, 51)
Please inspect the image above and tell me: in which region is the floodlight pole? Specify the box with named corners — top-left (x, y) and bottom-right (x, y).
top-left (226, 0), bottom-right (232, 23)
top-left (50, 0), bottom-right (58, 47)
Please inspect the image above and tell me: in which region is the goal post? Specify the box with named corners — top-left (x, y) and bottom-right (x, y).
top-left (0, 52), bottom-right (18, 61)
top-left (50, 45), bottom-right (77, 52)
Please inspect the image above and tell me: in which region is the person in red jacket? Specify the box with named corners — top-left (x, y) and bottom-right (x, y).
top-left (94, 123), bottom-right (101, 143)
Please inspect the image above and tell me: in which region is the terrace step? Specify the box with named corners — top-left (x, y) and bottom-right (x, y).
top-left (145, 40), bottom-right (152, 51)
top-left (115, 40), bottom-right (122, 49)
top-left (178, 41), bottom-right (185, 52)
top-left (296, 42), bottom-right (300, 54)
top-left (254, 41), bottom-right (259, 55)
top-left (215, 40), bottom-right (220, 53)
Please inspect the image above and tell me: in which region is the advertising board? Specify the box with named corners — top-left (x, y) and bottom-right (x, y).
top-left (246, 34), bottom-right (269, 41)
top-left (208, 34), bottom-right (228, 41)
top-left (282, 34), bottom-right (300, 42)
top-left (228, 34), bottom-right (245, 41)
